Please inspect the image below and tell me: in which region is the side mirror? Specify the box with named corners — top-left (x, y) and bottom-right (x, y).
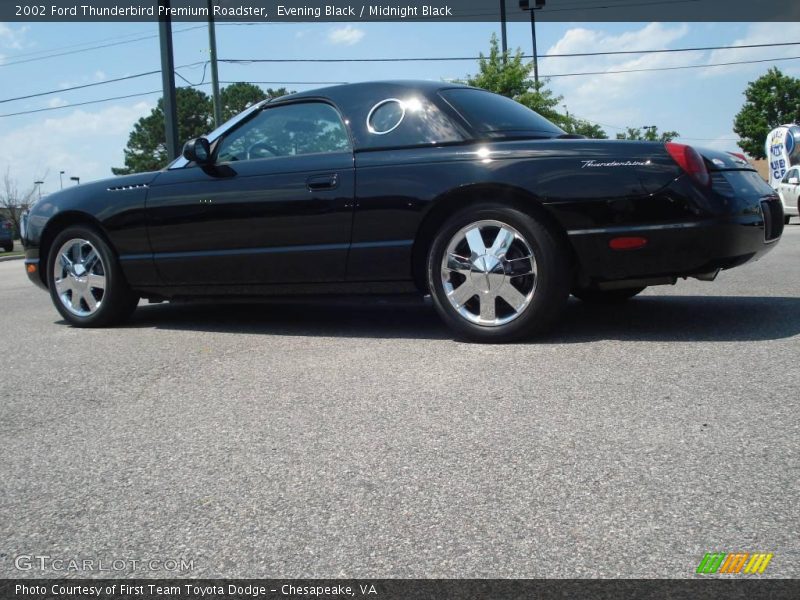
top-left (788, 176), bottom-right (800, 185)
top-left (182, 137), bottom-right (212, 166)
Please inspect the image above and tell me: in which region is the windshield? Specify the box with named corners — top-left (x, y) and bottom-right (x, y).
top-left (440, 88), bottom-right (564, 138)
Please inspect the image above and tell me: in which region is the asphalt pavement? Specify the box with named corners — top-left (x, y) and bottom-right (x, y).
top-left (1, 227), bottom-right (798, 578)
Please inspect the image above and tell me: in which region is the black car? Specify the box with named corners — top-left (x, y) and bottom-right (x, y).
top-left (21, 80), bottom-right (783, 342)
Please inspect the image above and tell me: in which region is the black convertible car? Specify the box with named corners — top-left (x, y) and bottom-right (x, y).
top-left (22, 80), bottom-right (783, 342)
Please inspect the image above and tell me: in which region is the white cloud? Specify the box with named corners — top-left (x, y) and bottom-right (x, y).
top-left (0, 23), bottom-right (29, 50)
top-left (47, 97), bottom-right (69, 108)
top-left (542, 23), bottom-right (690, 129)
top-left (0, 101), bottom-right (153, 194)
top-left (327, 25), bottom-right (365, 46)
top-left (702, 22), bottom-right (800, 78)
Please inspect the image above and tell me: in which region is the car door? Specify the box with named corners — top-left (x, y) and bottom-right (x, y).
top-left (145, 101), bottom-right (354, 286)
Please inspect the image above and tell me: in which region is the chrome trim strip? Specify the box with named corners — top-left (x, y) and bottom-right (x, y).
top-left (366, 98), bottom-right (406, 135)
top-left (568, 222), bottom-right (710, 236)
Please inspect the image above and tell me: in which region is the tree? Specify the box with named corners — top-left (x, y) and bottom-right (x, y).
top-left (464, 34), bottom-right (567, 126)
top-left (113, 87), bottom-right (211, 175)
top-left (615, 126), bottom-right (679, 142)
top-left (734, 67), bottom-right (800, 159)
top-left (462, 35), bottom-right (607, 139)
top-left (219, 83), bottom-right (287, 121)
top-left (0, 168), bottom-right (38, 239)
top-left (113, 84), bottom-right (292, 175)
top-left (563, 119), bottom-right (609, 139)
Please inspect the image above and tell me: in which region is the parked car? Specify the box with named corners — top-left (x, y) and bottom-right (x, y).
top-left (21, 81), bottom-right (783, 342)
top-left (776, 165), bottom-right (800, 224)
top-left (1, 220), bottom-right (13, 252)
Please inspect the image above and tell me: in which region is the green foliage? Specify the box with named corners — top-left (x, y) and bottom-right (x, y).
top-left (113, 84), bottom-right (290, 175)
top-left (562, 119), bottom-right (609, 139)
top-left (462, 35), bottom-right (610, 138)
top-left (464, 34), bottom-right (568, 127)
top-left (615, 126), bottom-right (679, 142)
top-left (219, 83), bottom-right (288, 121)
top-left (733, 67), bottom-right (800, 159)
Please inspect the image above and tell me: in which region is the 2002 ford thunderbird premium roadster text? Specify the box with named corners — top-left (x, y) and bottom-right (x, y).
top-left (22, 81), bottom-right (783, 342)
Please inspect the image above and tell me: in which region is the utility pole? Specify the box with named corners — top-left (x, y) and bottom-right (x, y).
top-left (499, 0), bottom-right (508, 63)
top-left (520, 0), bottom-right (546, 87)
top-left (208, 0), bottom-right (222, 128)
top-left (158, 0), bottom-right (180, 160)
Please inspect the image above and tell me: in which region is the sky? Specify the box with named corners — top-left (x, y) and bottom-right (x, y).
top-left (1, 19), bottom-right (799, 196)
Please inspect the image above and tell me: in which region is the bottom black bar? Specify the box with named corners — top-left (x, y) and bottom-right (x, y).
top-left (2, 579), bottom-right (800, 600)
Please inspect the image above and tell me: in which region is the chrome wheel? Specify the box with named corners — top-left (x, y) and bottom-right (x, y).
top-left (52, 238), bottom-right (106, 317)
top-left (440, 219), bottom-right (537, 326)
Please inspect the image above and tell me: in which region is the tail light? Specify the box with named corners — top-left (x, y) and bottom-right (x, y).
top-left (665, 142), bottom-right (710, 188)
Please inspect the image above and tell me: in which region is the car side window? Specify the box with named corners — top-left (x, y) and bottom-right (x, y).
top-left (782, 168), bottom-right (797, 183)
top-left (216, 102), bottom-right (351, 163)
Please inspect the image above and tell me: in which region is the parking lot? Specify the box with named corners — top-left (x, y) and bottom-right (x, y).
top-left (1, 226), bottom-right (798, 578)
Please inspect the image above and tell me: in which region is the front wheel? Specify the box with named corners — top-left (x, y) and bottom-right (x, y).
top-left (47, 225), bottom-right (139, 327)
top-left (427, 204), bottom-right (570, 343)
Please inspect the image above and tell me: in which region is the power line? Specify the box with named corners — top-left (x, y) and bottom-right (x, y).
top-left (0, 90), bottom-right (167, 118)
top-left (0, 62), bottom-right (206, 104)
top-left (0, 25), bottom-right (207, 68)
top-left (2, 48), bottom-right (799, 118)
top-left (0, 22), bottom-right (286, 69)
top-left (219, 80), bottom-right (349, 85)
top-left (220, 40), bottom-right (800, 64)
top-left (0, 81), bottom-right (353, 118)
top-left (542, 54), bottom-right (800, 78)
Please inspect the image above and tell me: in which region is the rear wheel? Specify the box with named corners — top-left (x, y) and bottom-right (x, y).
top-left (47, 225), bottom-right (139, 327)
top-left (427, 204), bottom-right (570, 343)
top-left (2, 243), bottom-right (12, 252)
top-left (786, 215), bottom-right (792, 225)
top-left (573, 287), bottom-right (646, 304)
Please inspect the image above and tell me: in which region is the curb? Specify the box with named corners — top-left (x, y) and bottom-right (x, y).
top-left (0, 254), bottom-right (24, 263)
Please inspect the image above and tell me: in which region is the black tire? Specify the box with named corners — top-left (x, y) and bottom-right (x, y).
top-left (2, 243), bottom-right (12, 253)
top-left (785, 215), bottom-right (792, 226)
top-left (427, 203), bottom-right (571, 343)
top-left (573, 286), bottom-right (646, 304)
top-left (47, 225), bottom-right (139, 327)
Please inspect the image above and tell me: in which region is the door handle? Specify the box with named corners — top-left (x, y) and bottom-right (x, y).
top-left (307, 174), bottom-right (339, 191)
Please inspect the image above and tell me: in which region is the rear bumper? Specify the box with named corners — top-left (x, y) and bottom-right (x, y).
top-left (569, 204), bottom-right (782, 284)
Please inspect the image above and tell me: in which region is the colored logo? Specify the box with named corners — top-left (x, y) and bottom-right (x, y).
top-left (696, 552), bottom-right (774, 574)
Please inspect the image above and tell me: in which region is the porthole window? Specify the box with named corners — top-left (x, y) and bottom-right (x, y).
top-left (367, 99), bottom-right (406, 135)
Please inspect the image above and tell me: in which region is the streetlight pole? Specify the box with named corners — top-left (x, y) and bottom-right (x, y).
top-left (70, 176), bottom-right (80, 186)
top-left (520, 1), bottom-right (546, 87)
top-left (158, 0), bottom-right (180, 161)
top-left (59, 171), bottom-right (65, 190)
top-left (499, 0), bottom-right (508, 63)
top-left (207, 0), bottom-right (222, 128)
top-left (34, 181), bottom-right (43, 201)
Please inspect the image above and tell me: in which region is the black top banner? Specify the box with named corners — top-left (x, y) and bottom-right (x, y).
top-left (1, 0), bottom-right (797, 22)
top-left (2, 579), bottom-right (800, 600)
